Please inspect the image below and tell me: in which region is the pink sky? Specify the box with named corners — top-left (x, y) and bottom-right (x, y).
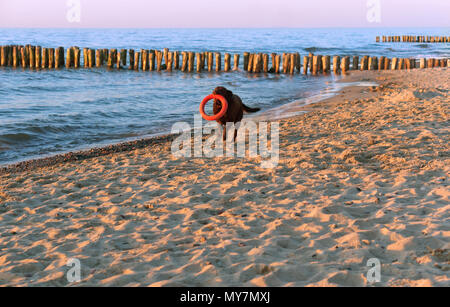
top-left (0, 0), bottom-right (449, 28)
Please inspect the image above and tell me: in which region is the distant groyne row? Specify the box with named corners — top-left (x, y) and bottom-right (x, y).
top-left (0, 44), bottom-right (449, 75)
top-left (376, 35), bottom-right (449, 43)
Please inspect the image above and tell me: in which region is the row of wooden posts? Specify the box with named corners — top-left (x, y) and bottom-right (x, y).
top-left (376, 35), bottom-right (449, 43)
top-left (1, 44), bottom-right (449, 75)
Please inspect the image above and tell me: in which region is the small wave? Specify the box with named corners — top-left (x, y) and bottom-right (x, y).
top-left (417, 44), bottom-right (431, 49)
top-left (0, 133), bottom-right (34, 145)
top-left (304, 47), bottom-right (338, 53)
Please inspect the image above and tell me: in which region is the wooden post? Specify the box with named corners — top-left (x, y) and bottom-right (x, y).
top-left (107, 50), bottom-right (113, 69)
top-left (233, 54), bottom-right (240, 71)
top-left (206, 52), bottom-right (213, 72)
top-left (120, 49), bottom-right (127, 67)
top-left (139, 49), bottom-right (145, 70)
top-left (341, 56), bottom-right (346, 73)
top-left (29, 46), bottom-right (35, 69)
top-left (333, 56), bottom-right (340, 74)
top-left (282, 53), bottom-right (288, 74)
top-left (35, 46), bottom-right (41, 69)
top-left (419, 58), bottom-right (426, 69)
top-left (384, 58), bottom-right (390, 70)
top-left (74, 47), bottom-right (81, 68)
top-left (289, 53), bottom-right (295, 75)
top-left (295, 53), bottom-right (301, 73)
top-left (134, 52), bottom-right (140, 71)
top-left (116, 50), bottom-right (122, 69)
top-left (243, 52), bottom-right (249, 71)
top-left (156, 50), bottom-right (163, 71)
top-left (41, 48), bottom-right (48, 69)
top-left (224, 53), bottom-right (231, 72)
top-left (1, 46), bottom-right (9, 67)
top-left (195, 52), bottom-right (202, 72)
top-left (247, 54), bottom-right (254, 72)
top-left (83, 48), bottom-right (89, 68)
top-left (321, 56), bottom-right (328, 74)
top-left (398, 58), bottom-right (404, 70)
top-left (368, 56), bottom-right (374, 70)
top-left (303, 55), bottom-right (308, 75)
top-left (352, 56), bottom-right (359, 70)
top-left (163, 48), bottom-right (169, 70)
top-left (49, 48), bottom-right (56, 68)
top-left (141, 50), bottom-right (148, 71)
top-left (311, 55), bottom-right (318, 75)
top-left (270, 53), bottom-right (276, 72)
top-left (96, 50), bottom-right (102, 68)
top-left (318, 55), bottom-right (323, 73)
top-left (88, 49), bottom-right (95, 68)
top-left (149, 50), bottom-right (155, 71)
top-left (20, 47), bottom-right (27, 68)
top-left (343, 56), bottom-right (350, 73)
top-left (263, 54), bottom-right (269, 73)
top-left (252, 53), bottom-right (259, 73)
top-left (361, 56), bottom-right (369, 70)
top-left (405, 58), bottom-right (411, 70)
top-left (167, 51), bottom-right (173, 72)
top-left (66, 47), bottom-right (74, 68)
top-left (128, 49), bottom-right (134, 70)
top-left (12, 46), bottom-right (18, 68)
top-left (201, 52), bottom-right (206, 71)
top-left (111, 50), bottom-right (118, 68)
top-left (391, 58), bottom-right (398, 70)
top-left (186, 52), bottom-right (194, 72)
top-left (0, 46), bottom-right (6, 66)
top-left (308, 53), bottom-right (314, 73)
top-left (215, 52), bottom-right (221, 72)
top-left (101, 49), bottom-right (108, 63)
top-left (378, 56), bottom-right (385, 70)
top-left (274, 54), bottom-right (281, 74)
top-left (7, 46), bottom-right (13, 66)
top-left (173, 51), bottom-right (180, 70)
top-left (181, 51), bottom-right (188, 72)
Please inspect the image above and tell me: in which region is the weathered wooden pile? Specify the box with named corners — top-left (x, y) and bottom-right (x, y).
top-left (1, 44), bottom-right (449, 75)
top-left (376, 35), bottom-right (449, 43)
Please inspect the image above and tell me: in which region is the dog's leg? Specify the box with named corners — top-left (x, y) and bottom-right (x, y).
top-left (233, 122), bottom-right (241, 142)
top-left (222, 124), bottom-right (227, 141)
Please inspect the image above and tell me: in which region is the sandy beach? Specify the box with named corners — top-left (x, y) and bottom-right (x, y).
top-left (0, 67), bottom-right (449, 287)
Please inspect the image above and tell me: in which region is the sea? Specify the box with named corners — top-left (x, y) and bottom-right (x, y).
top-left (0, 28), bottom-right (449, 165)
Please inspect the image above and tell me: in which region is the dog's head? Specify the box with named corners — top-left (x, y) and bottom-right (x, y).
top-left (213, 86), bottom-right (233, 106)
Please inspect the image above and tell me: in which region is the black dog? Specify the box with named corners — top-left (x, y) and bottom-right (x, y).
top-left (212, 86), bottom-right (260, 141)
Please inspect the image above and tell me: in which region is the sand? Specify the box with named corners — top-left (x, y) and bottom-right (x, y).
top-left (0, 68), bottom-right (449, 287)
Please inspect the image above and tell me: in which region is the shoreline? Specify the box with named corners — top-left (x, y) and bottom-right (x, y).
top-left (0, 75), bottom-right (352, 174)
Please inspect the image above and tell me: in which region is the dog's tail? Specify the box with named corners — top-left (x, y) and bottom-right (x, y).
top-left (242, 103), bottom-right (261, 113)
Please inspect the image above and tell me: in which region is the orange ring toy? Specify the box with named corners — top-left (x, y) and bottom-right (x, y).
top-left (199, 94), bottom-right (228, 121)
